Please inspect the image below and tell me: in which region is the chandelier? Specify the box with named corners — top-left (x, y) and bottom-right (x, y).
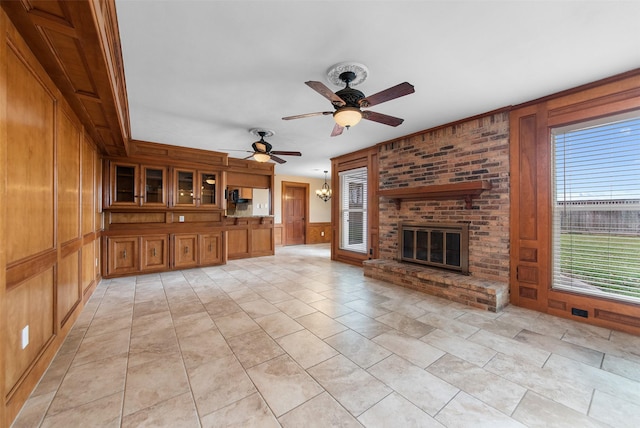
top-left (316, 170), bottom-right (332, 202)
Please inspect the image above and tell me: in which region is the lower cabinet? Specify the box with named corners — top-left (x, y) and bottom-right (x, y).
top-left (107, 236), bottom-right (139, 276)
top-left (141, 235), bottom-right (169, 272)
top-left (106, 231), bottom-right (224, 277)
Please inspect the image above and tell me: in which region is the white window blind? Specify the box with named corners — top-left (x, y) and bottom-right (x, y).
top-left (552, 113), bottom-right (640, 303)
top-left (339, 167), bottom-right (368, 254)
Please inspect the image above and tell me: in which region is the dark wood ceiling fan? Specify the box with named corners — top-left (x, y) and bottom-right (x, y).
top-left (282, 71), bottom-right (415, 137)
top-left (244, 131), bottom-right (301, 164)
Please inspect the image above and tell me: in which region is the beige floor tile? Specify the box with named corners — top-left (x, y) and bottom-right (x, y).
top-left (335, 312), bottom-right (392, 339)
top-left (279, 392), bottom-right (362, 428)
top-left (204, 298), bottom-right (242, 319)
top-left (297, 311), bottom-right (348, 338)
top-left (121, 391), bottom-right (199, 428)
top-left (512, 391), bottom-right (605, 428)
top-left (427, 353), bottom-right (526, 415)
top-left (435, 391), bottom-right (527, 428)
top-left (200, 393), bottom-right (280, 428)
top-left (310, 298), bottom-right (354, 318)
top-left (275, 298), bottom-right (318, 318)
top-left (416, 312), bottom-right (479, 339)
top-left (455, 312), bottom-right (523, 338)
top-left (484, 353), bottom-right (592, 414)
top-left (344, 298), bottom-right (391, 318)
top-left (227, 329), bottom-right (285, 368)
top-left (48, 354), bottom-right (128, 416)
top-left (42, 391), bottom-right (122, 428)
top-left (11, 391), bottom-right (55, 428)
top-left (376, 312), bottom-right (435, 338)
top-left (421, 329), bottom-right (497, 367)
top-left (468, 329), bottom-right (550, 367)
top-left (123, 353), bottom-right (190, 416)
top-left (308, 355), bottom-right (392, 416)
top-left (188, 354), bottom-right (257, 416)
top-left (277, 329), bottom-right (338, 369)
top-left (239, 298), bottom-right (280, 318)
top-left (588, 389), bottom-right (640, 428)
top-left (247, 354), bottom-right (324, 417)
top-left (178, 328), bottom-right (234, 370)
top-left (372, 331), bottom-right (445, 368)
top-left (130, 310), bottom-right (174, 338)
top-left (357, 392), bottom-right (442, 428)
top-left (255, 311), bottom-right (305, 339)
top-left (602, 353), bottom-right (640, 382)
top-left (214, 310), bottom-right (260, 338)
top-left (324, 329), bottom-right (392, 369)
top-left (514, 329), bottom-right (604, 367)
top-left (368, 354), bottom-right (458, 416)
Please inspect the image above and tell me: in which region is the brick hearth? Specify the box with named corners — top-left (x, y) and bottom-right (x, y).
top-left (363, 259), bottom-right (509, 312)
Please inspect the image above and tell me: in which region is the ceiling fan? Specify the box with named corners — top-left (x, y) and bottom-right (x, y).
top-left (244, 130), bottom-right (302, 164)
top-left (282, 71), bottom-right (415, 137)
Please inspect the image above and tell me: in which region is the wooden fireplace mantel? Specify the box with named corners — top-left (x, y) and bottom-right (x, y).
top-left (378, 180), bottom-right (492, 209)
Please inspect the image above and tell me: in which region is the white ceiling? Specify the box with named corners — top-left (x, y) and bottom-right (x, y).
top-left (115, 0), bottom-right (640, 179)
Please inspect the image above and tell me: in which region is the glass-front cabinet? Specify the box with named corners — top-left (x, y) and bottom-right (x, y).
top-left (110, 162), bottom-right (167, 207)
top-left (173, 168), bottom-right (219, 208)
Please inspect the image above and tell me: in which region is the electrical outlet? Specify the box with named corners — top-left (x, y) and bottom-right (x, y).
top-left (321, 231), bottom-right (325, 236)
top-left (179, 215), bottom-right (185, 222)
top-left (95, 257), bottom-right (99, 267)
top-left (21, 325), bottom-right (29, 350)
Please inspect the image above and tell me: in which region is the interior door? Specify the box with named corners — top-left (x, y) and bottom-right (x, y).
top-left (283, 182), bottom-right (308, 246)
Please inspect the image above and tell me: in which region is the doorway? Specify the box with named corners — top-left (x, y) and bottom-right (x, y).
top-left (282, 181), bottom-right (308, 246)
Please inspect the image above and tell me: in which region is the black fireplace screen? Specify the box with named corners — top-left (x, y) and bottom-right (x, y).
top-left (400, 223), bottom-right (469, 274)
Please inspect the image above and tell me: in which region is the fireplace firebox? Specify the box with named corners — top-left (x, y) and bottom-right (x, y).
top-left (399, 222), bottom-right (469, 274)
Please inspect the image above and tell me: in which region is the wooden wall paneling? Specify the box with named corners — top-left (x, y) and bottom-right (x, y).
top-left (307, 223), bottom-right (331, 244)
top-left (509, 104), bottom-right (549, 311)
top-left (251, 227), bottom-right (273, 255)
top-left (5, 36), bottom-right (56, 264)
top-left (81, 135), bottom-right (95, 236)
top-left (274, 224), bottom-right (283, 246)
top-left (227, 228), bottom-right (250, 259)
top-left (57, 107), bottom-right (81, 245)
top-left (0, 10), bottom-right (7, 426)
top-left (57, 250), bottom-right (80, 327)
top-left (4, 268), bottom-right (55, 402)
top-left (81, 241), bottom-right (95, 294)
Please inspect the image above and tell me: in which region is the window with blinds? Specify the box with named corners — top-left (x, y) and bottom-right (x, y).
top-left (339, 167), bottom-right (368, 253)
top-left (552, 113), bottom-right (640, 303)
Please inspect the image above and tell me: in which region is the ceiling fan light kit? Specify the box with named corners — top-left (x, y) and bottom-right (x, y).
top-left (333, 107), bottom-right (362, 128)
top-left (244, 128), bottom-right (302, 164)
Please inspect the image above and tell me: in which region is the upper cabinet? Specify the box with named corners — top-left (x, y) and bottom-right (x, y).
top-left (173, 169), bottom-right (220, 208)
top-left (110, 162), bottom-right (167, 207)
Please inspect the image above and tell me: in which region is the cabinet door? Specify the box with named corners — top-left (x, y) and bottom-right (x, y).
top-left (142, 166), bottom-right (167, 207)
top-left (107, 236), bottom-right (138, 275)
top-left (199, 171), bottom-right (218, 207)
top-left (174, 234), bottom-right (198, 268)
top-left (200, 232), bottom-right (222, 265)
top-left (141, 235), bottom-right (168, 271)
top-left (111, 163), bottom-right (139, 206)
top-left (174, 169), bottom-right (196, 207)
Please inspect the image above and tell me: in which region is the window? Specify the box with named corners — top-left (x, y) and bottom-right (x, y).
top-left (552, 113), bottom-right (640, 303)
top-left (339, 167), bottom-right (368, 253)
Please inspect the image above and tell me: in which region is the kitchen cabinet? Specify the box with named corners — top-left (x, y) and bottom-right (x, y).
top-left (109, 162), bottom-right (167, 207)
top-left (107, 234), bottom-right (169, 276)
top-left (173, 232), bottom-right (224, 268)
top-left (173, 169), bottom-right (220, 208)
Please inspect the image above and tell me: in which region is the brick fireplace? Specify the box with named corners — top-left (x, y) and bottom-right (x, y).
top-left (363, 111), bottom-right (511, 311)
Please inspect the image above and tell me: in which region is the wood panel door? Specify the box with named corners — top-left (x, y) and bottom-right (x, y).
top-left (200, 232), bottom-right (222, 265)
top-left (173, 234), bottom-right (198, 268)
top-left (107, 237), bottom-right (139, 276)
top-left (282, 182), bottom-right (308, 246)
top-left (141, 235), bottom-right (168, 272)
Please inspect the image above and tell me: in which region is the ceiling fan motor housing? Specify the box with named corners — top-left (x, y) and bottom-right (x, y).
top-left (334, 71), bottom-right (365, 109)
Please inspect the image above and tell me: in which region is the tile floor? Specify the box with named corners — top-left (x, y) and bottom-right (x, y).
top-left (11, 244), bottom-right (640, 427)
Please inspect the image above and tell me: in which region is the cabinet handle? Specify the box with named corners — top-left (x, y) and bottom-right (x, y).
top-left (152, 248), bottom-right (156, 257)
top-left (123, 249), bottom-right (127, 259)
top-left (184, 247), bottom-right (188, 254)
top-left (208, 243), bottom-right (212, 251)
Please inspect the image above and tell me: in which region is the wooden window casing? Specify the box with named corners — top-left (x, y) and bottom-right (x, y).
top-left (510, 69), bottom-right (640, 335)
